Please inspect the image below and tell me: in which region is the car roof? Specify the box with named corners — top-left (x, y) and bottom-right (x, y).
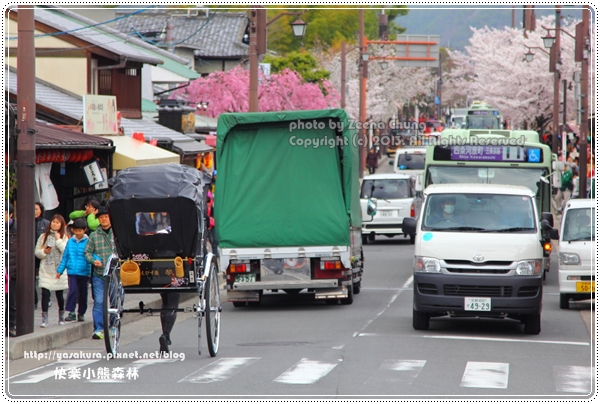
top-left (564, 198), bottom-right (594, 210)
top-left (363, 173), bottom-right (413, 180)
top-left (424, 183), bottom-right (534, 197)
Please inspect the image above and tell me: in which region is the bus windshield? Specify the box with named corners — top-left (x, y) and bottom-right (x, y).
top-left (427, 166), bottom-right (548, 206)
top-left (466, 115), bottom-right (500, 129)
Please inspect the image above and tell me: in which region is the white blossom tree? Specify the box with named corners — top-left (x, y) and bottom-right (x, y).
top-left (316, 45), bottom-right (437, 123)
top-left (446, 15), bottom-right (581, 130)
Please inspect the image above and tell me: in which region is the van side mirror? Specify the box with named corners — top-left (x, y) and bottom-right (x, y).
top-left (541, 212), bottom-right (554, 228)
top-left (366, 198), bottom-right (378, 216)
top-left (402, 217), bottom-right (417, 235)
top-left (541, 219), bottom-right (553, 232)
top-left (414, 174), bottom-right (424, 192)
top-left (550, 228), bottom-right (559, 240)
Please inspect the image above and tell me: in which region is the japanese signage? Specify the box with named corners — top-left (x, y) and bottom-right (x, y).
top-left (83, 95), bottom-right (118, 135)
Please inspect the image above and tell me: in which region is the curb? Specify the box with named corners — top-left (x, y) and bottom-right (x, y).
top-left (7, 270), bottom-right (226, 361)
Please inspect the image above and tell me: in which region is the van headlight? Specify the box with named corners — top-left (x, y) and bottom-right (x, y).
top-left (558, 253), bottom-right (581, 265)
top-left (414, 256), bottom-right (441, 273)
top-left (516, 260), bottom-right (542, 275)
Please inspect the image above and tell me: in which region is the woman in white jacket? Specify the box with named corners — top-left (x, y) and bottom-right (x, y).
top-left (35, 214), bottom-right (69, 327)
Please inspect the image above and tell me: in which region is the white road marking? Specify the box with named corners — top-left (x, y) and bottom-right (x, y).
top-left (401, 275), bottom-right (414, 289)
top-left (378, 359), bottom-right (426, 384)
top-left (274, 358), bottom-right (338, 384)
top-left (88, 359), bottom-right (179, 383)
top-left (460, 361), bottom-right (509, 389)
top-left (11, 360), bottom-right (99, 384)
top-left (424, 335), bottom-right (590, 346)
top-left (178, 357), bottom-right (259, 383)
top-left (553, 365), bottom-right (595, 393)
top-left (353, 287), bottom-right (403, 338)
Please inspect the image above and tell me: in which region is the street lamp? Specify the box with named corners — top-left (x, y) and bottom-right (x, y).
top-left (380, 60), bottom-right (389, 69)
top-left (523, 46), bottom-right (550, 62)
top-left (524, 49), bottom-right (535, 62)
top-left (248, 8), bottom-right (307, 112)
top-left (542, 33), bottom-right (555, 49)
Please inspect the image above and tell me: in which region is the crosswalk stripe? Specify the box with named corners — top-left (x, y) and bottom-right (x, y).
top-left (178, 358), bottom-right (259, 383)
top-left (460, 361), bottom-right (509, 389)
top-left (88, 359), bottom-right (179, 383)
top-left (11, 360), bottom-right (99, 384)
top-left (553, 365), bottom-right (594, 393)
top-left (274, 358), bottom-right (339, 385)
top-left (378, 359), bottom-right (426, 384)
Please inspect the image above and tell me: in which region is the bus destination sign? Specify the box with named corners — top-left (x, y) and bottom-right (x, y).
top-left (467, 110), bottom-right (498, 115)
top-left (450, 146), bottom-right (542, 162)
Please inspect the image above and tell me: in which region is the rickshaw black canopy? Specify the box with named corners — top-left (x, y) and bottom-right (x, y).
top-left (109, 164), bottom-right (211, 258)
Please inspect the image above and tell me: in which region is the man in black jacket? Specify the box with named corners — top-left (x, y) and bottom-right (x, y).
top-left (6, 203), bottom-right (17, 337)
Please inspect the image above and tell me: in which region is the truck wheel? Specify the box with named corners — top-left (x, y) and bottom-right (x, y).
top-left (413, 309), bottom-right (430, 330)
top-left (353, 280), bottom-right (361, 295)
top-left (362, 235), bottom-right (369, 245)
top-left (559, 294), bottom-right (569, 309)
top-left (524, 313), bottom-right (541, 334)
top-left (340, 284), bottom-right (354, 305)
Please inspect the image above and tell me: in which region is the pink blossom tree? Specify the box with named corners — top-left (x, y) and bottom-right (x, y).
top-left (171, 66), bottom-right (340, 117)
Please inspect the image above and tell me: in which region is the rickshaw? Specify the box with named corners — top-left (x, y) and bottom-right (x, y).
top-left (103, 164), bottom-right (220, 357)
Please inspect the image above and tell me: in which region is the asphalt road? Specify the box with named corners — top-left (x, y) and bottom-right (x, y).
top-left (6, 235), bottom-right (595, 399)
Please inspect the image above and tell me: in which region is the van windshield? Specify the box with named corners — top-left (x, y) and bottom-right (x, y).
top-left (422, 193), bottom-right (536, 232)
top-left (397, 152), bottom-right (425, 170)
top-left (562, 207), bottom-right (595, 241)
top-left (361, 179), bottom-right (412, 199)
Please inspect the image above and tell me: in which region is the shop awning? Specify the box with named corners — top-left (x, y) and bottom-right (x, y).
top-left (107, 136), bottom-right (180, 170)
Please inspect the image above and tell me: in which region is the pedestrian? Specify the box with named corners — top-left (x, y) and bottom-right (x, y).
top-left (5, 203), bottom-right (17, 337)
top-left (34, 202), bottom-right (50, 309)
top-left (69, 198), bottom-right (100, 234)
top-left (84, 204), bottom-right (114, 340)
top-left (35, 214), bottom-right (69, 327)
top-left (57, 218), bottom-right (91, 323)
top-left (366, 147), bottom-right (378, 175)
top-left (557, 163), bottom-right (574, 211)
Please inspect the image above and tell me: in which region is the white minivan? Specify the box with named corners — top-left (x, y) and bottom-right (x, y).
top-left (401, 183), bottom-right (553, 334)
top-left (556, 198), bottom-right (595, 309)
top-left (360, 173), bottom-right (415, 244)
top-left (391, 147), bottom-right (427, 179)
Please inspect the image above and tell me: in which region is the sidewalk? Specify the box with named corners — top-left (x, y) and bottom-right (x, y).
top-left (7, 285), bottom-right (203, 361)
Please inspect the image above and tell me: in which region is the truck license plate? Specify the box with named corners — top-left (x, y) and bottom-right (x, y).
top-left (464, 297), bottom-right (491, 311)
top-left (379, 210), bottom-right (396, 217)
top-left (576, 281), bottom-right (595, 293)
top-left (235, 273), bottom-right (256, 283)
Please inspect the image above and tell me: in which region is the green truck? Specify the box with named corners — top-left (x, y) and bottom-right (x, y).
top-left (215, 109), bottom-right (364, 306)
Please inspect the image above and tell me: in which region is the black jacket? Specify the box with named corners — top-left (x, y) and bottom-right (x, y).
top-left (6, 220), bottom-right (17, 280)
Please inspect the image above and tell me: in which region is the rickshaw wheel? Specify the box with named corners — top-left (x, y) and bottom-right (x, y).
top-left (205, 256), bottom-right (221, 357)
top-left (104, 265), bottom-right (123, 356)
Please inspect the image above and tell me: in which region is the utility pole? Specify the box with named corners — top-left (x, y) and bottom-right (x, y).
top-left (358, 9), bottom-right (367, 178)
top-left (16, 5), bottom-right (36, 336)
top-left (378, 9), bottom-right (388, 40)
top-left (577, 6), bottom-right (589, 197)
top-left (551, 5), bottom-right (561, 154)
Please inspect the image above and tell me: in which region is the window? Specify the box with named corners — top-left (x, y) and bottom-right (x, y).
top-left (361, 179), bottom-right (412, 199)
top-left (563, 208), bottom-right (595, 241)
top-left (135, 212), bottom-right (171, 236)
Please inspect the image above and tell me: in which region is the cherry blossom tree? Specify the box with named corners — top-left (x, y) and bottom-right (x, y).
top-left (445, 15), bottom-right (581, 130)
top-left (315, 45), bottom-right (437, 123)
top-left (171, 66), bottom-right (340, 117)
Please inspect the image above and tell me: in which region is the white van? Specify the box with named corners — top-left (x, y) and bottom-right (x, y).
top-left (391, 147), bottom-right (427, 178)
top-left (556, 198), bottom-right (595, 309)
top-left (360, 173), bottom-right (415, 244)
top-left (401, 183), bottom-right (552, 334)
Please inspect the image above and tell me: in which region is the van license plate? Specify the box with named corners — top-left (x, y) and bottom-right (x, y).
top-left (464, 297), bottom-right (491, 311)
top-left (235, 274), bottom-right (256, 283)
top-left (576, 281), bottom-right (594, 293)
top-left (379, 210), bottom-right (396, 217)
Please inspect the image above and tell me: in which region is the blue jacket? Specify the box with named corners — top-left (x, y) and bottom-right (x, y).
top-left (57, 235), bottom-right (92, 277)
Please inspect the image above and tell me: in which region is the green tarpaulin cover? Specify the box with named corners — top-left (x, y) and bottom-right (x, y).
top-left (215, 109), bottom-right (361, 248)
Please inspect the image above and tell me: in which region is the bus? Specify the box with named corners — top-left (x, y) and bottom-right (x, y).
top-left (416, 128), bottom-right (559, 278)
top-left (464, 101), bottom-right (503, 129)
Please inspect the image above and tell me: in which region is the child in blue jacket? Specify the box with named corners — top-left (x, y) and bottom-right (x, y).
top-left (56, 218), bottom-right (92, 322)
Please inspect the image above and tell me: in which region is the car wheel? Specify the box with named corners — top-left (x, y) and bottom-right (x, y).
top-left (413, 309), bottom-right (430, 330)
top-left (559, 294), bottom-right (569, 309)
top-left (524, 313), bottom-right (541, 334)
